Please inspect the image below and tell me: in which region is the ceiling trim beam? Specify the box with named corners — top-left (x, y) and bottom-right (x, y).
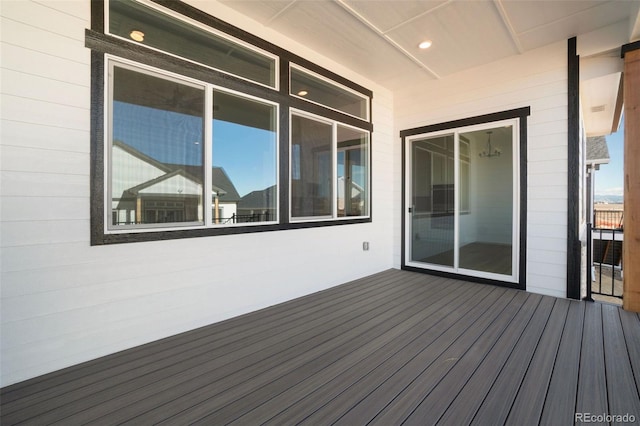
top-left (382, 0), bottom-right (453, 35)
top-left (266, 0), bottom-right (298, 26)
top-left (493, 0), bottom-right (524, 54)
top-left (333, 0), bottom-right (441, 79)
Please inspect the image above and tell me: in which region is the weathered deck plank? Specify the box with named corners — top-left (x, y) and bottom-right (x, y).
top-left (1, 269), bottom-right (639, 426)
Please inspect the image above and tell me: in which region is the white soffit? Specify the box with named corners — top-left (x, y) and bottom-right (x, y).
top-left (581, 72), bottom-right (622, 137)
top-left (216, 0), bottom-right (640, 92)
top-left (385, 1), bottom-right (518, 76)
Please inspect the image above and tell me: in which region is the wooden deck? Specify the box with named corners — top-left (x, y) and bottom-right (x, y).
top-left (2, 269), bottom-right (640, 425)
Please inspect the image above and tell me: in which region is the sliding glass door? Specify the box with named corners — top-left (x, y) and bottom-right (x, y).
top-left (406, 120), bottom-right (519, 282)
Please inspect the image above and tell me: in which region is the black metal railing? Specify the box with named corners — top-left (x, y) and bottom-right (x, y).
top-left (219, 212), bottom-right (274, 224)
top-left (586, 223), bottom-right (623, 301)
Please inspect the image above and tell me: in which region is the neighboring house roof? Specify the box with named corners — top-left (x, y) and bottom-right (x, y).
top-left (586, 136), bottom-right (610, 165)
top-left (124, 169), bottom-right (202, 196)
top-left (167, 164), bottom-right (242, 202)
top-left (111, 141), bottom-right (241, 202)
top-left (238, 185), bottom-right (276, 210)
top-left (113, 140), bottom-right (172, 173)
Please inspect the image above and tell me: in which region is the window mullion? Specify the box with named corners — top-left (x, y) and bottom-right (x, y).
top-left (204, 87), bottom-right (213, 227)
top-left (332, 122), bottom-right (338, 218)
top-left (454, 132), bottom-right (460, 271)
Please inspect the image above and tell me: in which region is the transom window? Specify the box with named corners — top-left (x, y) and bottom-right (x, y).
top-left (108, 0), bottom-right (278, 88)
top-left (291, 66), bottom-right (370, 120)
top-left (89, 0), bottom-right (372, 244)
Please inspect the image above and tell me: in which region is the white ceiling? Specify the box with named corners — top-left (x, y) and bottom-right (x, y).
top-left (217, 0), bottom-right (640, 135)
top-left (218, 0), bottom-right (640, 92)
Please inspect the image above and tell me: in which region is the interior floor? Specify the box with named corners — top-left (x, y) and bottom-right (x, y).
top-left (420, 242), bottom-right (512, 275)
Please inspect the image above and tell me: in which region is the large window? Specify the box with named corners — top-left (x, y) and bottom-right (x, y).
top-left (291, 113), bottom-right (370, 220)
top-left (108, 60), bottom-right (278, 230)
top-left (110, 64), bottom-right (205, 228)
top-left (90, 0), bottom-right (372, 243)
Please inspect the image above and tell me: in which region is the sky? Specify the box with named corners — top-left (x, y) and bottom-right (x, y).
top-left (595, 119), bottom-right (624, 198)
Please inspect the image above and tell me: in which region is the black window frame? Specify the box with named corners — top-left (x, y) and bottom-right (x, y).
top-left (88, 0), bottom-right (373, 245)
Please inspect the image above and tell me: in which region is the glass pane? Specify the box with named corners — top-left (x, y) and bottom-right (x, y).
top-left (291, 115), bottom-right (333, 218)
top-left (110, 65), bottom-right (204, 227)
top-left (109, 0), bottom-right (276, 87)
top-left (337, 126), bottom-right (368, 217)
top-left (212, 91), bottom-right (277, 224)
top-left (410, 134), bottom-right (455, 267)
top-left (459, 127), bottom-right (513, 275)
top-left (291, 68), bottom-right (368, 120)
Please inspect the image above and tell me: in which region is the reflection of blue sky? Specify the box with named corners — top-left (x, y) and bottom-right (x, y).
top-left (113, 102), bottom-right (277, 197)
top-left (213, 120), bottom-right (277, 197)
top-left (113, 101), bottom-right (203, 165)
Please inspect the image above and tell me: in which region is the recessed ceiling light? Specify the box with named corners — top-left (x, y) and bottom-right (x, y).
top-left (297, 90), bottom-right (308, 96)
top-left (130, 30), bottom-right (145, 42)
top-left (418, 40), bottom-right (432, 49)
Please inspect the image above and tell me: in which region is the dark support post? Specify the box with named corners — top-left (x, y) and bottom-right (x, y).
top-left (585, 223), bottom-right (593, 301)
top-left (567, 37), bottom-right (581, 300)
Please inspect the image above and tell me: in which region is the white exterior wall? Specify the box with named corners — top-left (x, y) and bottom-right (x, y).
top-left (0, 0), bottom-right (395, 386)
top-left (394, 41), bottom-right (569, 298)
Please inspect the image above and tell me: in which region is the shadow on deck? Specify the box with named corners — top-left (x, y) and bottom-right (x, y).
top-left (2, 269), bottom-right (640, 425)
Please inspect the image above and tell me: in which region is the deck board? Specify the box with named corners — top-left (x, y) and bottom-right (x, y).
top-left (1, 269), bottom-right (397, 410)
top-left (307, 287), bottom-right (510, 425)
top-left (576, 302), bottom-right (609, 419)
top-left (1, 269), bottom-right (639, 426)
top-left (468, 296), bottom-right (557, 425)
top-left (435, 292), bottom-right (542, 425)
top-left (42, 272), bottom-right (433, 424)
top-left (602, 305), bottom-right (640, 420)
top-left (505, 298), bottom-right (571, 426)
top-left (539, 300), bottom-right (585, 425)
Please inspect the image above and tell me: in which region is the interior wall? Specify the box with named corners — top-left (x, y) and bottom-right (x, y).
top-left (0, 0), bottom-right (395, 387)
top-left (472, 131), bottom-right (514, 245)
top-left (394, 40), bottom-right (570, 298)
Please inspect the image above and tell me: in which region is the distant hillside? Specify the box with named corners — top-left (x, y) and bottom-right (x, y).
top-left (595, 194), bottom-right (623, 204)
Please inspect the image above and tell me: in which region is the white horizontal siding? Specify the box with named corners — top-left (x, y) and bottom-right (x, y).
top-left (394, 40), bottom-right (569, 298)
top-left (0, 0), bottom-right (395, 386)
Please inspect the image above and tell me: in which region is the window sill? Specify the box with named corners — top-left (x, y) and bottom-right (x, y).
top-left (92, 217), bottom-right (372, 245)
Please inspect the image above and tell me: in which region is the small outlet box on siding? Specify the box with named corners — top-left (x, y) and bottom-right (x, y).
top-left (363, 241), bottom-right (370, 251)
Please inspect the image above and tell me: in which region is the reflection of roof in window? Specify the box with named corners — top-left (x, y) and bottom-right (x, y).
top-left (238, 185), bottom-right (276, 210)
top-left (113, 140), bottom-right (241, 202)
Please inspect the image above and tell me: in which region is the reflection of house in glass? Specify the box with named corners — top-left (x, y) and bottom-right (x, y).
top-left (238, 185), bottom-right (277, 222)
top-left (111, 141), bottom-right (241, 225)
